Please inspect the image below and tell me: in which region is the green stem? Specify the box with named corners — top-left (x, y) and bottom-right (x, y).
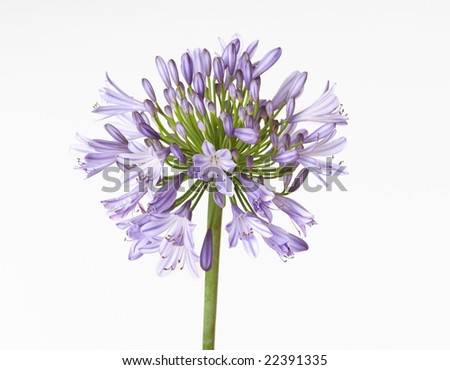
top-left (202, 191), bottom-right (223, 350)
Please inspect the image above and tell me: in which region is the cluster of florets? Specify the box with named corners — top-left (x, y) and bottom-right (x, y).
top-left (74, 37), bottom-right (348, 276)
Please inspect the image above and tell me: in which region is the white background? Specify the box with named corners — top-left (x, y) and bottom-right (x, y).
top-left (1, 0), bottom-right (449, 352)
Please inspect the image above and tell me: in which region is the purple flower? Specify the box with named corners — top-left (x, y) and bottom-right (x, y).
top-left (118, 141), bottom-right (164, 185)
top-left (93, 73), bottom-right (145, 116)
top-left (272, 123), bottom-right (347, 184)
top-left (239, 174), bottom-right (274, 222)
top-left (272, 194), bottom-right (316, 236)
top-left (290, 82), bottom-right (348, 125)
top-left (117, 214), bottom-right (162, 261)
top-left (74, 126), bottom-right (131, 178)
top-left (262, 222), bottom-right (308, 261)
top-left (192, 141), bottom-right (236, 196)
top-left (75, 36), bottom-right (348, 276)
top-left (140, 201), bottom-right (199, 276)
top-left (101, 181), bottom-right (148, 220)
top-left (225, 204), bottom-right (273, 257)
top-left (148, 173), bottom-right (185, 213)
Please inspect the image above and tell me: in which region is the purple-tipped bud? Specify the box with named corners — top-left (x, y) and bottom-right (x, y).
top-left (176, 122), bottom-right (187, 140)
top-left (281, 133), bottom-right (291, 148)
top-left (208, 101), bottom-right (216, 114)
top-left (243, 60), bottom-right (253, 88)
top-left (193, 73), bottom-right (205, 98)
top-left (142, 78), bottom-right (156, 101)
top-left (213, 57), bottom-right (225, 83)
top-left (246, 40), bottom-right (259, 59)
top-left (246, 104), bottom-right (255, 116)
top-left (235, 70), bottom-right (244, 90)
top-left (137, 122), bottom-right (160, 140)
top-left (193, 95), bottom-right (206, 116)
top-left (203, 49), bottom-right (212, 76)
top-left (104, 124), bottom-right (127, 144)
top-left (223, 114), bottom-right (234, 138)
top-left (164, 105), bottom-right (173, 117)
top-left (180, 98), bottom-right (190, 114)
top-left (213, 191), bottom-right (225, 208)
top-left (200, 229), bottom-right (213, 271)
top-left (164, 87), bottom-right (177, 105)
top-left (286, 98), bottom-right (295, 119)
top-left (258, 175), bottom-right (265, 185)
top-left (167, 59), bottom-right (180, 86)
top-left (270, 131), bottom-right (279, 148)
top-left (294, 131), bottom-right (305, 144)
top-left (152, 140), bottom-right (164, 151)
top-left (131, 111), bottom-right (144, 124)
top-left (178, 82), bottom-right (186, 95)
top-left (238, 107), bottom-right (246, 122)
top-left (228, 84), bottom-right (237, 100)
top-left (155, 56), bottom-right (171, 87)
top-left (223, 42), bottom-right (237, 74)
top-left (234, 127), bottom-right (259, 144)
top-left (144, 99), bottom-right (157, 117)
top-left (287, 72), bottom-right (308, 99)
top-left (272, 71), bottom-right (307, 109)
top-left (170, 143), bottom-right (187, 164)
top-left (253, 47), bottom-right (282, 78)
top-left (246, 155), bottom-right (254, 170)
top-left (231, 148), bottom-right (239, 161)
top-left (245, 115), bottom-right (255, 129)
top-left (250, 80), bottom-right (260, 101)
top-left (266, 101), bottom-right (274, 118)
top-left (197, 120), bottom-right (206, 132)
top-left (215, 83), bottom-right (221, 96)
top-left (288, 168), bottom-right (309, 192)
top-left (181, 52), bottom-right (193, 85)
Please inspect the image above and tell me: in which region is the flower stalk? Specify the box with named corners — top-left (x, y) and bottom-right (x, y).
top-left (202, 191), bottom-right (223, 350)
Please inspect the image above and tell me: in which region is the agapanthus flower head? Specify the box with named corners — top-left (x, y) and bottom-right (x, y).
top-left (74, 36), bottom-right (348, 276)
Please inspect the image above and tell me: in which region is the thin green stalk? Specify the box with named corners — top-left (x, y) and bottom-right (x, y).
top-left (202, 191), bottom-right (223, 350)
